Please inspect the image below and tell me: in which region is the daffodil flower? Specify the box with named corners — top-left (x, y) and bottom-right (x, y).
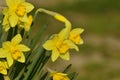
top-left (24, 15), bottom-right (33, 31)
top-left (52, 72), bottom-right (70, 80)
top-left (69, 28), bottom-right (84, 44)
top-left (18, 15), bottom-right (33, 31)
top-left (0, 60), bottom-right (9, 75)
top-left (43, 28), bottom-right (78, 62)
top-left (39, 9), bottom-right (79, 61)
top-left (0, 34), bottom-right (30, 67)
top-left (2, 0), bottom-right (34, 31)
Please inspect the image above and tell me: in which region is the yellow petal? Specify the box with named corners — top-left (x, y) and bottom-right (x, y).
top-left (69, 28), bottom-right (84, 45)
top-left (24, 15), bottom-right (33, 31)
top-left (0, 69), bottom-right (7, 75)
top-left (53, 72), bottom-right (70, 80)
top-left (11, 34), bottom-right (22, 45)
top-left (0, 61), bottom-right (8, 75)
top-left (7, 53), bottom-right (13, 67)
top-left (9, 13), bottom-right (18, 27)
top-left (19, 14), bottom-right (28, 22)
top-left (2, 14), bottom-right (9, 25)
top-left (15, 0), bottom-right (24, 4)
top-left (43, 40), bottom-right (55, 50)
top-left (60, 52), bottom-right (70, 60)
top-left (16, 44), bottom-right (30, 52)
top-left (2, 41), bottom-right (11, 49)
top-left (23, 2), bottom-right (34, 13)
top-left (4, 25), bottom-right (10, 32)
top-left (51, 48), bottom-right (59, 62)
top-left (58, 28), bottom-right (70, 41)
top-left (78, 36), bottom-right (84, 44)
top-left (6, 0), bottom-right (14, 7)
top-left (17, 53), bottom-right (25, 63)
top-left (0, 48), bottom-right (6, 58)
top-left (70, 28), bottom-right (84, 34)
top-left (2, 8), bottom-right (9, 15)
top-left (3, 61), bottom-right (9, 69)
top-left (65, 40), bottom-right (79, 51)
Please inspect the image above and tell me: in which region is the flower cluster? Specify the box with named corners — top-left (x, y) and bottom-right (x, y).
top-left (2, 0), bottom-right (34, 31)
top-left (38, 8), bottom-right (84, 80)
top-left (0, 0), bottom-right (32, 75)
top-left (42, 9), bottom-right (84, 62)
top-left (0, 0), bottom-right (84, 80)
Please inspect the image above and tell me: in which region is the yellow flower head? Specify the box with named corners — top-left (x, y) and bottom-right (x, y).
top-left (18, 15), bottom-right (33, 31)
top-left (24, 15), bottom-right (33, 31)
top-left (0, 60), bottom-right (9, 75)
top-left (69, 28), bottom-right (84, 44)
top-left (2, 0), bottom-right (34, 31)
top-left (43, 28), bottom-right (78, 62)
top-left (0, 34), bottom-right (30, 67)
top-left (52, 72), bottom-right (70, 80)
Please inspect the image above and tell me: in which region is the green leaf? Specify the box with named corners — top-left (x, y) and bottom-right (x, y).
top-left (23, 36), bottom-right (49, 80)
top-left (68, 72), bottom-right (79, 80)
top-left (7, 28), bottom-right (13, 41)
top-left (30, 24), bottom-right (47, 50)
top-left (63, 64), bottom-right (72, 73)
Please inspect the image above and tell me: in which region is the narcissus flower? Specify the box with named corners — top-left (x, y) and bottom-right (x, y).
top-left (24, 15), bottom-right (33, 31)
top-left (0, 34), bottom-right (30, 67)
top-left (2, 0), bottom-right (34, 31)
top-left (18, 15), bottom-right (33, 31)
top-left (52, 72), bottom-right (70, 80)
top-left (69, 28), bottom-right (84, 44)
top-left (43, 28), bottom-right (78, 62)
top-left (0, 60), bottom-right (9, 75)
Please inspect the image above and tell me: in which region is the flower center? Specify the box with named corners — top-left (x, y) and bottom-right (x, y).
top-left (10, 46), bottom-right (21, 60)
top-left (15, 4), bottom-right (26, 17)
top-left (12, 50), bottom-right (22, 60)
top-left (56, 41), bottom-right (69, 54)
top-left (69, 34), bottom-right (80, 44)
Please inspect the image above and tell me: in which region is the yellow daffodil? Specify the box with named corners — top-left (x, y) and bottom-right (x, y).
top-left (18, 15), bottom-right (33, 31)
top-left (24, 15), bottom-right (33, 31)
top-left (0, 34), bottom-right (30, 67)
top-left (2, 0), bottom-right (34, 31)
top-left (36, 8), bottom-right (83, 61)
top-left (52, 72), bottom-right (70, 80)
top-left (0, 60), bottom-right (9, 75)
top-left (43, 28), bottom-right (78, 62)
top-left (69, 28), bottom-right (84, 44)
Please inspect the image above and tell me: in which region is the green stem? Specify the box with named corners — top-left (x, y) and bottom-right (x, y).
top-left (7, 28), bottom-right (13, 41)
top-left (35, 8), bottom-right (72, 30)
top-left (14, 67), bottom-right (25, 80)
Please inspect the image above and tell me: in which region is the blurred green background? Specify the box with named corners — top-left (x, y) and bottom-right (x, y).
top-left (1, 0), bottom-right (120, 80)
